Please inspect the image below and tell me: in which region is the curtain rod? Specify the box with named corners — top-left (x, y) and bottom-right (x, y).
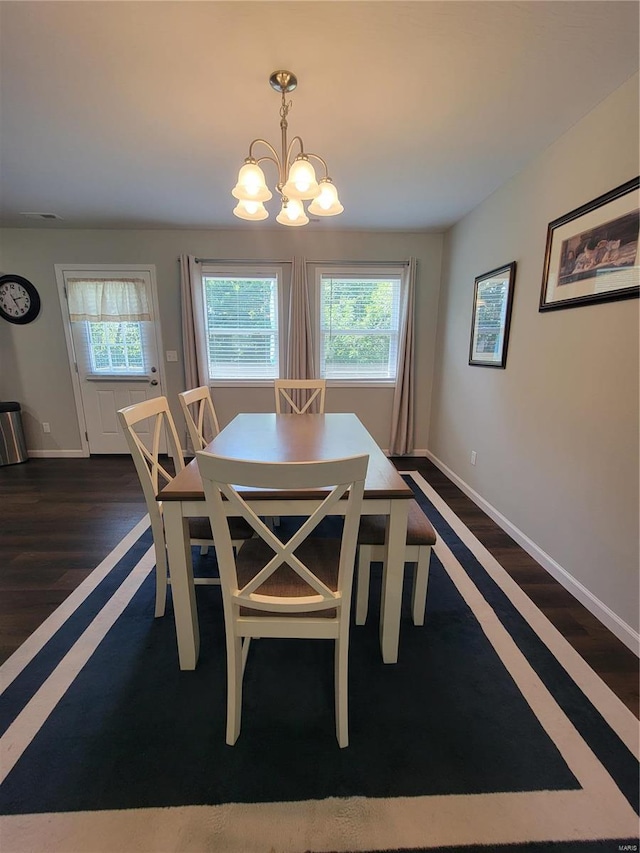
top-left (184, 258), bottom-right (409, 267)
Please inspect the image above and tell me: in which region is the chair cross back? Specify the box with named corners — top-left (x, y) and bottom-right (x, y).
top-left (214, 474), bottom-right (356, 611)
top-left (178, 386), bottom-right (220, 452)
top-left (274, 379), bottom-right (326, 415)
top-left (128, 426), bottom-right (176, 490)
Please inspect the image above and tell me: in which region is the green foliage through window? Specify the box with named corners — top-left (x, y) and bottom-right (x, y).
top-left (319, 274), bottom-right (402, 379)
top-left (87, 322), bottom-right (144, 373)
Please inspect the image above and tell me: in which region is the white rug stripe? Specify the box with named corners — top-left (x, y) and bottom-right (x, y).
top-left (1, 784), bottom-right (637, 851)
top-left (409, 470), bottom-right (640, 760)
top-left (0, 546), bottom-right (155, 786)
top-left (0, 514), bottom-right (150, 695)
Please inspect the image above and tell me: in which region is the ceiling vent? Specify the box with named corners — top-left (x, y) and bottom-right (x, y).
top-left (20, 212), bottom-right (63, 220)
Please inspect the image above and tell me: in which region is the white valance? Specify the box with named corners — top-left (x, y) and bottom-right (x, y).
top-left (67, 277), bottom-right (151, 322)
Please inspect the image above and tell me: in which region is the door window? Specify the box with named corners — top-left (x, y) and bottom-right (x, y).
top-left (86, 321), bottom-right (145, 375)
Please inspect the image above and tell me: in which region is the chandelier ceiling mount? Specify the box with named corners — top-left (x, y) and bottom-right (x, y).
top-left (232, 70), bottom-right (343, 227)
top-left (269, 69), bottom-right (297, 94)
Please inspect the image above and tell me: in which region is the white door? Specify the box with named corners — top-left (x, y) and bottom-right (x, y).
top-left (57, 266), bottom-right (166, 455)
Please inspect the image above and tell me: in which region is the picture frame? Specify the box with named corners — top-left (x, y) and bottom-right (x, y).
top-left (539, 176), bottom-right (639, 312)
top-left (469, 261), bottom-right (516, 369)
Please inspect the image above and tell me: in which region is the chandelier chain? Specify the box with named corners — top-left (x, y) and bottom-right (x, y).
top-left (279, 96), bottom-right (293, 122)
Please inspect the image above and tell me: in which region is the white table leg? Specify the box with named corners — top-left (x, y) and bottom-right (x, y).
top-left (163, 501), bottom-right (200, 670)
top-left (379, 498), bottom-right (409, 663)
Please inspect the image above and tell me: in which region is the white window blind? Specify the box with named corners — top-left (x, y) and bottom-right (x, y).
top-left (202, 273), bottom-right (280, 380)
top-left (318, 270), bottom-right (403, 381)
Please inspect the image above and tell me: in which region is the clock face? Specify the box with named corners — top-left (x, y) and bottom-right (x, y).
top-left (0, 275), bottom-right (41, 324)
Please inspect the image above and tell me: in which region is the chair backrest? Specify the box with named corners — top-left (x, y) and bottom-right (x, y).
top-left (178, 385), bottom-right (220, 452)
top-left (274, 379), bottom-right (326, 415)
top-left (117, 396), bottom-right (185, 518)
top-left (196, 451), bottom-right (368, 617)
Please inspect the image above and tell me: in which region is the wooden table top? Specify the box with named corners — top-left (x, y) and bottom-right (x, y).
top-left (159, 413), bottom-right (413, 501)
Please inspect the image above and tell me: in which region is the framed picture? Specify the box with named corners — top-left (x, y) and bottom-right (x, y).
top-left (539, 176), bottom-right (639, 311)
top-left (469, 261), bottom-right (516, 368)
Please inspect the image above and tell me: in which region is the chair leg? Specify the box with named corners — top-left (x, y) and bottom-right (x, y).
top-left (152, 523), bottom-right (168, 618)
top-left (411, 546), bottom-right (431, 626)
top-left (226, 632), bottom-right (244, 746)
top-left (241, 637), bottom-right (252, 675)
top-left (335, 634), bottom-right (349, 748)
top-left (355, 545), bottom-right (373, 625)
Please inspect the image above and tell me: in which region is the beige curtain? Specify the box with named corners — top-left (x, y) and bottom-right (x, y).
top-left (179, 254), bottom-right (207, 389)
top-left (389, 257), bottom-right (416, 455)
top-left (286, 257), bottom-right (317, 411)
top-left (67, 277), bottom-right (150, 322)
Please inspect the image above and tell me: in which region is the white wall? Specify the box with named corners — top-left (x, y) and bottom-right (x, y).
top-left (0, 228), bottom-right (442, 452)
top-left (430, 73), bottom-right (639, 646)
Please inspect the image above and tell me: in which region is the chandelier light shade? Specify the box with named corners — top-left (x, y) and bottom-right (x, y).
top-left (276, 198), bottom-right (309, 227)
top-left (308, 178), bottom-right (344, 216)
top-left (232, 71), bottom-right (343, 226)
top-left (232, 199), bottom-right (269, 221)
top-left (281, 157), bottom-right (320, 200)
top-left (232, 163), bottom-right (272, 203)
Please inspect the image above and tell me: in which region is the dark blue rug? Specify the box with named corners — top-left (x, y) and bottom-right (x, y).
top-left (0, 474), bottom-right (637, 852)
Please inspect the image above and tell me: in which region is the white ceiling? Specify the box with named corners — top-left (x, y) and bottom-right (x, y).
top-left (0, 1), bottom-right (638, 232)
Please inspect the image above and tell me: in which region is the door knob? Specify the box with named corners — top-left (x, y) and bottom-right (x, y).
top-left (150, 379), bottom-right (158, 386)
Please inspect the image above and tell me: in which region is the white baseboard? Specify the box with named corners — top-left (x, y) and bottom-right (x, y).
top-left (425, 450), bottom-right (639, 657)
top-left (27, 450), bottom-right (86, 458)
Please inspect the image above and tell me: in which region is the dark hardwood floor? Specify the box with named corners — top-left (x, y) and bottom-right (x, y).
top-left (1, 454), bottom-right (637, 716)
top-left (0, 456), bottom-right (148, 663)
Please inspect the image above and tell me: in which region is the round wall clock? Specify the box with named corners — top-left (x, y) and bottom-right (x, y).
top-left (0, 274), bottom-right (41, 324)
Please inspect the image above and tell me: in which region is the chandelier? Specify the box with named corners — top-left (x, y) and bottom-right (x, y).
top-left (232, 70), bottom-right (343, 227)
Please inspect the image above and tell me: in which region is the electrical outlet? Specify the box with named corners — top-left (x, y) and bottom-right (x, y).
top-left (42, 422), bottom-right (51, 433)
top-left (470, 450), bottom-right (477, 465)
top-left (166, 350), bottom-right (178, 362)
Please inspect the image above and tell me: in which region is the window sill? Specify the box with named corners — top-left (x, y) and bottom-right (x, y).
top-left (326, 380), bottom-right (396, 388)
top-left (209, 380), bottom-right (278, 388)
top-left (209, 380), bottom-right (396, 389)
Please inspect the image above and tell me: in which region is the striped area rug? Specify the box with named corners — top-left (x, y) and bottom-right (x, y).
top-left (0, 474), bottom-right (638, 852)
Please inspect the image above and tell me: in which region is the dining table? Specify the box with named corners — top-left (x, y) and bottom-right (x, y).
top-left (158, 412), bottom-right (414, 670)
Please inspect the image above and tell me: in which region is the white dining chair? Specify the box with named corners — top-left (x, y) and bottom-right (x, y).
top-left (196, 449), bottom-right (368, 747)
top-left (355, 499), bottom-right (436, 627)
top-left (117, 396), bottom-right (252, 617)
top-left (274, 378), bottom-right (326, 414)
top-left (178, 385), bottom-right (220, 453)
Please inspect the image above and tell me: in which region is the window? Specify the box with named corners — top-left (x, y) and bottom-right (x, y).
top-left (86, 321), bottom-right (145, 373)
top-left (317, 267), bottom-right (404, 382)
top-left (200, 267), bottom-right (282, 381)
